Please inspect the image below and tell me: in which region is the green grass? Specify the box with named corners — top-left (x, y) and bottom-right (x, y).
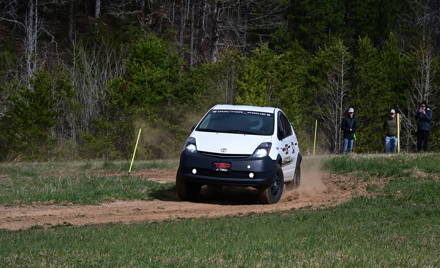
top-left (0, 174), bottom-right (173, 205)
top-left (0, 154), bottom-right (439, 266)
top-left (0, 179), bottom-right (439, 267)
top-left (100, 159), bottom-right (178, 171)
top-left (0, 159), bottom-right (178, 175)
top-left (0, 160), bottom-right (176, 205)
top-left (324, 153), bottom-right (440, 178)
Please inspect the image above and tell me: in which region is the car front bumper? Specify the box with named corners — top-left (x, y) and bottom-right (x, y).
top-left (178, 151), bottom-right (277, 187)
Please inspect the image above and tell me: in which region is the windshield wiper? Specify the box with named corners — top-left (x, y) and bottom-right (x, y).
top-left (224, 130), bottom-right (260, 135)
top-left (197, 128), bottom-right (220, 132)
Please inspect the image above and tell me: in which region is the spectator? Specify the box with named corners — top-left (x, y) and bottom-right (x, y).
top-left (341, 107), bottom-right (357, 154)
top-left (415, 101), bottom-right (432, 152)
top-left (383, 109), bottom-right (398, 153)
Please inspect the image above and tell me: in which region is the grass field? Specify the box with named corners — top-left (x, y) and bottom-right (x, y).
top-left (1, 154), bottom-right (440, 267)
top-left (0, 160), bottom-right (177, 205)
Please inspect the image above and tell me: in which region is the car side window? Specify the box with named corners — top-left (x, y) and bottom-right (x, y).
top-left (277, 112), bottom-right (284, 140)
top-left (280, 113), bottom-right (292, 137)
top-left (277, 112), bottom-right (285, 140)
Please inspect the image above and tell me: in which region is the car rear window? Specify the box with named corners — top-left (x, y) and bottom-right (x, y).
top-left (196, 110), bottom-right (274, 135)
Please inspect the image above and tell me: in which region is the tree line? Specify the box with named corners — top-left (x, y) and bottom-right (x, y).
top-left (0, 0), bottom-right (439, 160)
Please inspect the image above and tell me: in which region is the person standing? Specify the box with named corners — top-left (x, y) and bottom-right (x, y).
top-left (383, 109), bottom-right (398, 153)
top-left (341, 107), bottom-right (357, 154)
top-left (415, 101), bottom-right (432, 152)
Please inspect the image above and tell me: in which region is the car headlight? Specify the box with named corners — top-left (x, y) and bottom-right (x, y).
top-left (184, 137), bottom-right (197, 153)
top-left (252, 142), bottom-right (272, 158)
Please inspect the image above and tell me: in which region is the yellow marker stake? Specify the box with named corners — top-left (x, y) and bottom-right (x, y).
top-left (129, 128), bottom-right (142, 174)
top-left (313, 120), bottom-right (318, 156)
top-left (397, 113), bottom-right (400, 153)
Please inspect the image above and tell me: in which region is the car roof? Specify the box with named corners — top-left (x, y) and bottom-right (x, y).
top-left (212, 104), bottom-right (276, 114)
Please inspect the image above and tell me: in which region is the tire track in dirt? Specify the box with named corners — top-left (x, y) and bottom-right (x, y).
top-left (0, 159), bottom-right (368, 231)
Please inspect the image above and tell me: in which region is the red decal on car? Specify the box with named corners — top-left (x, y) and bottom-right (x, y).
top-left (214, 162), bottom-right (231, 169)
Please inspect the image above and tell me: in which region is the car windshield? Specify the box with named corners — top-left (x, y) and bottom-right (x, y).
top-left (196, 109), bottom-right (274, 135)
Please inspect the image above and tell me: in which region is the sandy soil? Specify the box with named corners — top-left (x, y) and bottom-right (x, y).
top-left (0, 160), bottom-right (373, 231)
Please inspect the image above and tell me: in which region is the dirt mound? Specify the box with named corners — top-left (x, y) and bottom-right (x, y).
top-left (0, 159), bottom-right (372, 231)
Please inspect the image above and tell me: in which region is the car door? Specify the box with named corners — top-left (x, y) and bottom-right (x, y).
top-left (277, 112), bottom-right (297, 181)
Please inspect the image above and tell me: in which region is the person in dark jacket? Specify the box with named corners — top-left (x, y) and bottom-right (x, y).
top-left (415, 101), bottom-right (432, 151)
top-left (341, 107), bottom-right (357, 154)
top-left (383, 109), bottom-right (398, 153)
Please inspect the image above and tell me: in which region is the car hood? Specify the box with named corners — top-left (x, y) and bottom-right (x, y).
top-left (192, 131), bottom-right (270, 155)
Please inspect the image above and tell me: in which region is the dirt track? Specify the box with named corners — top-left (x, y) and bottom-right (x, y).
top-left (0, 161), bottom-right (370, 231)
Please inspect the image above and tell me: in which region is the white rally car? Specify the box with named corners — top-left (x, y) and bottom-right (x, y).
top-left (176, 104), bottom-right (302, 204)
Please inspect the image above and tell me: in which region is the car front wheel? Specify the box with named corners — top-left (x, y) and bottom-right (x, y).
top-left (176, 170), bottom-right (201, 201)
top-left (259, 164), bottom-right (284, 204)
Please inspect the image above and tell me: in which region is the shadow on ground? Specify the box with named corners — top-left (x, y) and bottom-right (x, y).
top-left (150, 185), bottom-right (265, 205)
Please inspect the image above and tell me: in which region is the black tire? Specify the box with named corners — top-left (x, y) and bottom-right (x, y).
top-left (294, 164), bottom-right (301, 187)
top-left (259, 164), bottom-right (284, 204)
top-left (176, 171), bottom-right (201, 201)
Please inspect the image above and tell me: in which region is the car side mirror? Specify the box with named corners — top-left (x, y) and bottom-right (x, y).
top-left (191, 125), bottom-right (196, 131)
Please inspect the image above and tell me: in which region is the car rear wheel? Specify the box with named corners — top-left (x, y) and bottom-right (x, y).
top-left (259, 164), bottom-right (284, 204)
top-left (294, 164), bottom-right (301, 187)
top-left (176, 171), bottom-right (201, 201)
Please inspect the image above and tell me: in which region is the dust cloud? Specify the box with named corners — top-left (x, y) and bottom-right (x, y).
top-left (283, 156), bottom-right (328, 202)
top-left (297, 157), bottom-right (327, 193)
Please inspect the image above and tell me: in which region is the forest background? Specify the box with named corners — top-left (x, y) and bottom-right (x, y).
top-left (0, 0), bottom-right (439, 161)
